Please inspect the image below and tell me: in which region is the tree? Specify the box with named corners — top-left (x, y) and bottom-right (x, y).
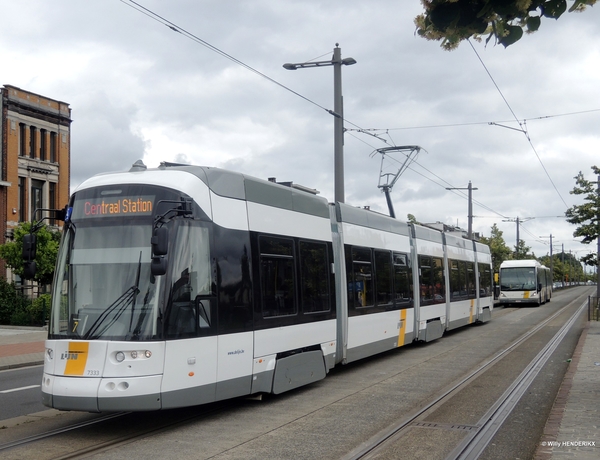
top-left (565, 165), bottom-right (600, 267)
top-left (415, 0), bottom-right (597, 50)
top-left (407, 213), bottom-right (421, 225)
top-left (514, 239), bottom-right (535, 260)
top-left (0, 222), bottom-right (61, 286)
top-left (479, 223), bottom-right (512, 273)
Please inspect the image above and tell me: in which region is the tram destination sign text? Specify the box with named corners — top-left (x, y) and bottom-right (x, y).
top-left (73, 196), bottom-right (154, 219)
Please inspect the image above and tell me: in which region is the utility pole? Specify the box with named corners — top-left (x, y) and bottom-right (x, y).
top-left (540, 234), bottom-right (554, 283)
top-left (446, 181), bottom-right (478, 239)
top-left (503, 216), bottom-right (533, 258)
top-left (562, 243), bottom-right (565, 287)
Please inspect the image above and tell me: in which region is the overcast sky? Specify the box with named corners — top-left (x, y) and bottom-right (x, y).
top-left (2, 0), bottom-right (599, 265)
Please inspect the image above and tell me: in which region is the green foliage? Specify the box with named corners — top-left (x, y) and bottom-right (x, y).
top-left (0, 278), bottom-right (28, 325)
top-left (415, 0), bottom-right (597, 50)
top-left (565, 166), bottom-right (600, 267)
top-left (407, 213), bottom-right (420, 225)
top-left (479, 223), bottom-right (512, 273)
top-left (28, 294), bottom-right (52, 326)
top-left (543, 251), bottom-right (586, 282)
top-left (0, 222), bottom-right (61, 285)
top-left (514, 239), bottom-right (535, 260)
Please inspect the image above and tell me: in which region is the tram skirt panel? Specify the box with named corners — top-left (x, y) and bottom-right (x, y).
top-left (272, 351), bottom-right (327, 394)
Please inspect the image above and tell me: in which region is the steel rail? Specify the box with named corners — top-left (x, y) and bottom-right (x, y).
top-left (450, 298), bottom-right (587, 460)
top-left (344, 293), bottom-right (588, 460)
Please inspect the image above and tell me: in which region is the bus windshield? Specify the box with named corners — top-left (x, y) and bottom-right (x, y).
top-left (500, 267), bottom-right (537, 291)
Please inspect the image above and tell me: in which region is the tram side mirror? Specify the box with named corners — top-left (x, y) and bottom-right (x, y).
top-left (23, 260), bottom-right (37, 280)
top-left (22, 234), bottom-right (37, 261)
top-left (151, 256), bottom-right (167, 276)
top-left (151, 227), bottom-right (168, 256)
top-left (538, 283), bottom-right (542, 292)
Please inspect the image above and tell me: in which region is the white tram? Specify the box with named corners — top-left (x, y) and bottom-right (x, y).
top-left (39, 161), bottom-right (493, 412)
top-left (498, 259), bottom-right (552, 306)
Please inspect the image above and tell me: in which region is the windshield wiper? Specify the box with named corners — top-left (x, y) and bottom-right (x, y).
top-left (82, 286), bottom-right (140, 340)
top-left (82, 254), bottom-right (142, 341)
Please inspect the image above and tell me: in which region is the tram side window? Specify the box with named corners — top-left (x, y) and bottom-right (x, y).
top-left (467, 262), bottom-right (476, 298)
top-left (450, 259), bottom-right (476, 300)
top-left (374, 250), bottom-right (393, 307)
top-left (450, 259), bottom-right (465, 300)
top-left (420, 255), bottom-right (445, 305)
top-left (433, 257), bottom-right (445, 303)
top-left (419, 255), bottom-right (433, 304)
top-left (260, 237), bottom-right (297, 317)
top-left (299, 241), bottom-right (331, 313)
top-left (393, 252), bottom-right (412, 308)
top-left (166, 224), bottom-right (213, 339)
top-left (478, 263), bottom-right (492, 297)
top-left (346, 246), bottom-right (373, 309)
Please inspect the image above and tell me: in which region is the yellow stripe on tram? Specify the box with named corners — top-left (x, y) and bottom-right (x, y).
top-left (398, 309), bottom-right (407, 346)
top-left (469, 299), bottom-right (474, 324)
top-left (64, 342), bottom-right (90, 376)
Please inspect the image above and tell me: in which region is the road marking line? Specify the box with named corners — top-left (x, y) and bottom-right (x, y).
top-left (0, 385), bottom-right (40, 394)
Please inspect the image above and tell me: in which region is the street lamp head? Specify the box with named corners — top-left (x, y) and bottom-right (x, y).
top-left (283, 63), bottom-right (298, 70)
top-left (342, 57), bottom-right (357, 66)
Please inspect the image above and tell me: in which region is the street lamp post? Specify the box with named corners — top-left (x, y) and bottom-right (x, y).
top-left (284, 44), bottom-right (356, 203)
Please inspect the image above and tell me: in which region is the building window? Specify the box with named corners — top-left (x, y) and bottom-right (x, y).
top-left (18, 177), bottom-right (26, 222)
top-left (50, 131), bottom-right (57, 162)
top-left (29, 126), bottom-right (37, 159)
top-left (40, 129), bottom-right (47, 161)
top-left (31, 179), bottom-right (44, 221)
top-left (49, 182), bottom-right (56, 225)
top-left (19, 123), bottom-right (27, 156)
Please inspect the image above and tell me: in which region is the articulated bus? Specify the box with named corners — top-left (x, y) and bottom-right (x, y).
top-left (498, 260), bottom-right (552, 306)
top-left (34, 161), bottom-right (493, 412)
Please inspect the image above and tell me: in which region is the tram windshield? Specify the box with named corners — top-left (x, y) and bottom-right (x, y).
top-left (500, 267), bottom-right (537, 291)
top-left (49, 184), bottom-right (214, 341)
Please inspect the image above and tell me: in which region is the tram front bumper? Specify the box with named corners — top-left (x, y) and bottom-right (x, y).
top-left (42, 373), bottom-right (163, 412)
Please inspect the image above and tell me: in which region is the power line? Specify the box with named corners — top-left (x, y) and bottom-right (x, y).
top-left (468, 39), bottom-right (569, 209)
top-left (120, 0), bottom-right (331, 116)
top-left (121, 0), bottom-right (574, 219)
top-left (347, 108), bottom-right (600, 132)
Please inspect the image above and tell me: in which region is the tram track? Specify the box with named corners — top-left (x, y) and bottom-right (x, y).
top-left (0, 401), bottom-right (236, 459)
top-left (0, 289), bottom-right (590, 459)
top-left (343, 292), bottom-right (589, 460)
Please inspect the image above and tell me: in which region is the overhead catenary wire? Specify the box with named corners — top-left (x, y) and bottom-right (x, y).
top-left (467, 39), bottom-right (569, 209)
top-left (121, 0), bottom-right (578, 232)
top-left (120, 0), bottom-right (331, 115)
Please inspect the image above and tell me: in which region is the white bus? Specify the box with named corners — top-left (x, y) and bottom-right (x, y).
top-left (498, 260), bottom-right (552, 306)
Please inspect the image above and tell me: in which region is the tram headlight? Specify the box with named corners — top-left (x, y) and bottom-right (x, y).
top-left (144, 350), bottom-right (152, 358)
top-left (131, 351), bottom-right (138, 359)
top-left (115, 351), bottom-right (125, 363)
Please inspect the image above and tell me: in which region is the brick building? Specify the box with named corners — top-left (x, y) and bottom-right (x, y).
top-left (0, 84), bottom-right (71, 279)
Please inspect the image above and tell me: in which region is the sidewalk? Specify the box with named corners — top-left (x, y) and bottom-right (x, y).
top-left (536, 320), bottom-right (600, 459)
top-left (0, 325), bottom-right (47, 370)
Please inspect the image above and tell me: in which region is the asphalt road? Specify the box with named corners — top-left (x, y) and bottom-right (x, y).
top-left (0, 365), bottom-right (46, 421)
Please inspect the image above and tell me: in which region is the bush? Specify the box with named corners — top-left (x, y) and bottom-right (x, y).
top-left (0, 278), bottom-right (28, 325)
top-left (28, 294), bottom-right (51, 326)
